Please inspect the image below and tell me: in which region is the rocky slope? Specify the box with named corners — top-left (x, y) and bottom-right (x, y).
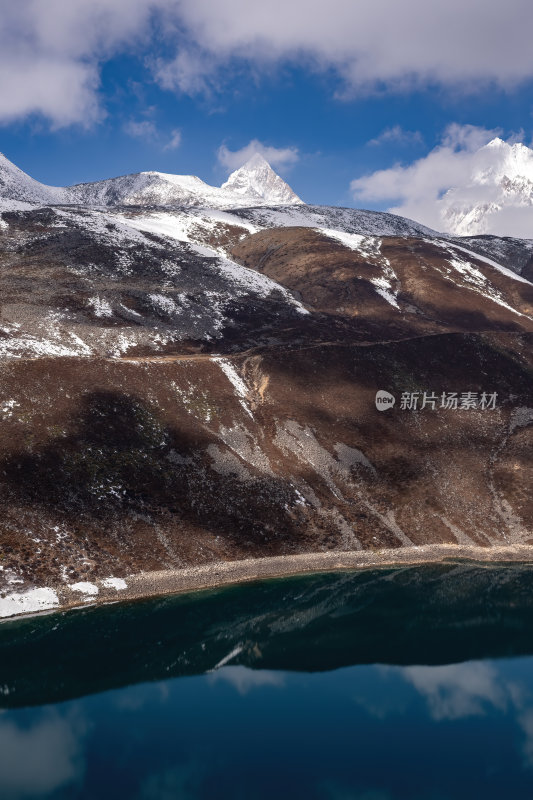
top-left (0, 154), bottom-right (532, 616)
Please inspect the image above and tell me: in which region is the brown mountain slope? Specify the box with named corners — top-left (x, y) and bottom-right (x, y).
top-left (0, 207), bottom-right (532, 605)
top-left (0, 332), bottom-right (531, 590)
top-left (231, 227), bottom-right (533, 333)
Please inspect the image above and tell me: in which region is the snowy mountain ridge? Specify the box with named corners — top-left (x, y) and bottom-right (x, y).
top-left (0, 151), bottom-right (303, 210)
top-left (1, 149), bottom-right (531, 277)
top-left (0, 152), bottom-right (66, 205)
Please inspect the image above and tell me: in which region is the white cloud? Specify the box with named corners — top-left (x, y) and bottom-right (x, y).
top-left (0, 0), bottom-right (166, 127)
top-left (164, 128), bottom-right (182, 150)
top-left (207, 665), bottom-right (285, 694)
top-left (352, 124), bottom-right (499, 207)
top-left (157, 0), bottom-right (533, 96)
top-left (3, 2), bottom-right (533, 127)
top-left (0, 712), bottom-right (84, 797)
top-left (351, 124), bottom-right (533, 236)
top-left (154, 48), bottom-right (218, 97)
top-left (402, 662), bottom-right (507, 721)
top-left (124, 120), bottom-right (158, 140)
top-left (368, 126), bottom-right (423, 147)
top-left (517, 709), bottom-right (533, 769)
top-left (217, 139), bottom-right (299, 172)
top-left (441, 123), bottom-right (503, 152)
top-left (124, 121), bottom-right (182, 151)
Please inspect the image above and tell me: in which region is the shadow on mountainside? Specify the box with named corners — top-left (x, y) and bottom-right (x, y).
top-left (0, 390), bottom-right (306, 548)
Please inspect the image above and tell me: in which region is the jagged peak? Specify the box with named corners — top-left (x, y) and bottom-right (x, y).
top-left (235, 152), bottom-right (271, 171)
top-left (221, 154), bottom-right (303, 205)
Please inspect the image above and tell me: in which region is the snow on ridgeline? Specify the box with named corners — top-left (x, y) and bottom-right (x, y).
top-left (235, 204), bottom-right (440, 238)
top-left (0, 153), bottom-right (65, 205)
top-left (0, 151), bottom-right (303, 210)
top-left (447, 255), bottom-right (530, 319)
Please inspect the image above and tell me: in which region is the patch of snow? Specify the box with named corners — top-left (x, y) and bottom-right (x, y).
top-left (319, 228), bottom-right (370, 253)
top-left (293, 487), bottom-right (308, 506)
top-left (69, 581), bottom-right (99, 596)
top-left (210, 644), bottom-right (244, 671)
top-left (0, 587), bottom-right (59, 619)
top-left (214, 255), bottom-right (310, 315)
top-left (0, 399), bottom-right (20, 419)
top-left (449, 242), bottom-right (533, 286)
top-left (148, 293), bottom-right (180, 314)
top-left (196, 207), bottom-right (259, 234)
top-left (448, 256), bottom-right (487, 289)
top-left (87, 296), bottom-right (112, 317)
top-left (118, 303), bottom-right (143, 318)
top-left (118, 210), bottom-right (197, 246)
top-left (213, 358), bottom-right (254, 418)
top-left (447, 256), bottom-right (529, 318)
top-left (426, 238), bottom-right (531, 320)
top-left (0, 334), bottom-right (93, 359)
top-left (370, 276), bottom-right (401, 309)
top-left (101, 577), bottom-right (127, 590)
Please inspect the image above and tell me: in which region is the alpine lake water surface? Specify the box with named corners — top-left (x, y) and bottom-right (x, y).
top-left (2, 562), bottom-right (533, 799)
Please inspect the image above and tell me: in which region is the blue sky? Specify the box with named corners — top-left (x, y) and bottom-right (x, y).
top-left (1, 0), bottom-right (533, 211)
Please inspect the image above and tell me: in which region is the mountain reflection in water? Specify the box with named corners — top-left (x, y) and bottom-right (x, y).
top-left (2, 563), bottom-right (533, 798)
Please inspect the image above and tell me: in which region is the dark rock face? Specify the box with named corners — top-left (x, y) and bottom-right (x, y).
top-left (0, 203), bottom-right (532, 596)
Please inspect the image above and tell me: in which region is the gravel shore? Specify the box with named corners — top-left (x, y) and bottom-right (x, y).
top-left (7, 543), bottom-right (529, 622)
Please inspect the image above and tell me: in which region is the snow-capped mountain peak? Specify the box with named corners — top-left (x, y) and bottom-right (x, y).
top-left (221, 154), bottom-right (303, 205)
top-left (441, 138), bottom-right (533, 237)
top-left (477, 138), bottom-right (533, 181)
top-left (0, 151), bottom-right (303, 210)
top-left (0, 152), bottom-right (65, 205)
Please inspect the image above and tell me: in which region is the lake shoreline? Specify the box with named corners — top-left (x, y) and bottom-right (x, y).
top-left (4, 542), bottom-right (533, 623)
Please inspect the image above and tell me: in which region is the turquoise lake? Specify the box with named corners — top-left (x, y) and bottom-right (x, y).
top-left (2, 563), bottom-right (533, 798)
